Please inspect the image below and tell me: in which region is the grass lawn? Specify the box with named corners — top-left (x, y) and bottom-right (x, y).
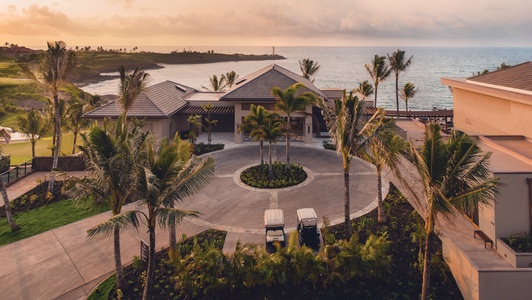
top-left (0, 78), bottom-right (31, 86)
top-left (3, 132), bottom-right (78, 165)
top-left (0, 198), bottom-right (109, 246)
top-left (0, 111), bottom-right (24, 130)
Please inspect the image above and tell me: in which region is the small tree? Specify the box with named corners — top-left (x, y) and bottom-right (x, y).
top-left (187, 114), bottom-right (200, 144)
top-left (262, 118), bottom-right (283, 179)
top-left (17, 109), bottom-right (51, 158)
top-left (399, 82), bottom-right (418, 112)
top-left (222, 71), bottom-right (239, 88)
top-left (272, 83), bottom-right (316, 170)
top-left (299, 58), bottom-right (320, 82)
top-left (201, 103), bottom-right (218, 145)
top-left (355, 80), bottom-right (374, 97)
top-left (202, 75), bottom-right (226, 92)
top-left (365, 55), bottom-right (391, 108)
top-left (65, 101), bottom-right (92, 154)
top-left (0, 142), bottom-right (19, 231)
top-left (238, 104), bottom-right (275, 165)
top-left (388, 49), bottom-right (413, 117)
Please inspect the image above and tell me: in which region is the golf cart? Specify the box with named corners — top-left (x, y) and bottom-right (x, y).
top-left (264, 209), bottom-right (285, 253)
top-left (297, 208), bottom-right (320, 249)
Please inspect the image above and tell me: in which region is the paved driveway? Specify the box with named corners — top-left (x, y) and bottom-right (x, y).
top-left (180, 144), bottom-right (382, 233)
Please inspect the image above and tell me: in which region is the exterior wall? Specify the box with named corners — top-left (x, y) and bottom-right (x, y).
top-left (234, 103), bottom-right (244, 143)
top-left (304, 104), bottom-right (313, 143)
top-left (441, 233), bottom-right (480, 300)
top-left (452, 87), bottom-right (532, 139)
top-left (478, 270), bottom-right (532, 300)
top-left (492, 173), bottom-right (532, 239)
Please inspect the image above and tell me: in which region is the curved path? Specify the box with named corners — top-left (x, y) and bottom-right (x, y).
top-left (0, 143), bottom-right (386, 300)
top-left (180, 144), bottom-right (385, 234)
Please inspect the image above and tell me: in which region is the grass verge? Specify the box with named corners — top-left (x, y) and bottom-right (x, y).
top-left (87, 275), bottom-right (115, 300)
top-left (0, 198), bottom-right (108, 246)
top-left (3, 132), bottom-right (77, 165)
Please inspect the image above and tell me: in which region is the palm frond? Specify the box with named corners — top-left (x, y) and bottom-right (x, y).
top-left (87, 210), bottom-right (143, 240)
top-left (157, 208), bottom-right (199, 229)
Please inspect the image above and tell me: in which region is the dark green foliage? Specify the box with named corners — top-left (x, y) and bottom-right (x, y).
top-left (0, 154), bottom-right (9, 173)
top-left (326, 184), bottom-right (463, 299)
top-left (0, 181), bottom-right (67, 217)
top-left (502, 233), bottom-right (532, 253)
top-left (110, 229), bottom-right (226, 300)
top-left (322, 139), bottom-right (335, 150)
top-left (193, 143), bottom-right (224, 155)
top-left (240, 162), bottom-right (307, 188)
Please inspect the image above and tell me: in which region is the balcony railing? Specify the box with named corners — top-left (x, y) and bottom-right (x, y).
top-left (0, 160), bottom-right (32, 187)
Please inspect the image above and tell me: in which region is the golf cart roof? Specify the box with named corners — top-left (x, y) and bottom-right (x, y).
top-left (297, 208), bottom-right (317, 221)
top-left (264, 209), bottom-right (284, 227)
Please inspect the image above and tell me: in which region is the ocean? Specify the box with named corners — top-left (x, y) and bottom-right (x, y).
top-left (79, 46), bottom-right (532, 111)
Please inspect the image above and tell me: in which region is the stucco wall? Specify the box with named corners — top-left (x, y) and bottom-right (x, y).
top-left (493, 173), bottom-right (532, 238)
top-left (453, 88), bottom-right (532, 139)
top-left (478, 270), bottom-right (532, 300)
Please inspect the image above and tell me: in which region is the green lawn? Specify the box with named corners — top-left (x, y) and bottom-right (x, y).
top-left (3, 132), bottom-right (79, 165)
top-left (0, 78), bottom-right (31, 86)
top-left (0, 198), bottom-right (109, 246)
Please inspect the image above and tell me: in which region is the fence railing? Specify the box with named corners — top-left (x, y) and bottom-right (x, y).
top-left (0, 160), bottom-right (33, 187)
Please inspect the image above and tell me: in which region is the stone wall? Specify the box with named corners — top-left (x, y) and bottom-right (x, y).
top-left (32, 156), bottom-right (86, 171)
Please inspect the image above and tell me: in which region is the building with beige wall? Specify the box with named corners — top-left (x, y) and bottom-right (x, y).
top-left (440, 62), bottom-right (532, 300)
top-left (85, 64), bottom-right (328, 144)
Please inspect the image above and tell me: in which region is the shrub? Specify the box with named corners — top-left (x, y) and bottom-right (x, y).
top-left (240, 162), bottom-right (307, 188)
top-left (322, 140), bottom-right (336, 150)
top-left (193, 143), bottom-right (224, 155)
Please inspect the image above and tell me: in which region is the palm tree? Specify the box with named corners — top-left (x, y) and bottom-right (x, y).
top-left (118, 65), bottom-right (149, 122)
top-left (222, 71), bottom-right (239, 88)
top-left (408, 123), bottom-right (499, 300)
top-left (0, 130), bottom-right (19, 231)
top-left (388, 49), bottom-right (413, 118)
top-left (17, 109), bottom-right (51, 158)
top-left (358, 117), bottom-right (405, 223)
top-left (272, 83), bottom-right (316, 170)
top-left (238, 104), bottom-right (274, 165)
top-left (262, 118), bottom-right (283, 179)
top-left (202, 75), bottom-right (226, 92)
top-left (365, 55), bottom-right (391, 108)
top-left (399, 82), bottom-right (418, 112)
top-left (200, 103), bottom-right (218, 145)
top-left (70, 118), bottom-right (151, 293)
top-left (318, 91), bottom-right (384, 239)
top-left (299, 58), bottom-right (320, 82)
top-left (65, 101), bottom-right (92, 154)
top-left (132, 138), bottom-right (215, 299)
top-left (21, 41), bottom-right (77, 193)
top-left (355, 80), bottom-right (374, 97)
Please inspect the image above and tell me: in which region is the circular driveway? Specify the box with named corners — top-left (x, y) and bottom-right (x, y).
top-left (178, 144), bottom-right (385, 234)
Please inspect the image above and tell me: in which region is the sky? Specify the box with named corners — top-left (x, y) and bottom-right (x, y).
top-left (1, 0), bottom-right (532, 48)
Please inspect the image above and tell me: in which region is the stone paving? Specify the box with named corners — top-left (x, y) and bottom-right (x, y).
top-left (0, 138), bottom-right (382, 300)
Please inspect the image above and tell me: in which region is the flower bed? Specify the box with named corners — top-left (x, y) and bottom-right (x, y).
top-left (240, 162), bottom-right (307, 188)
top-left (193, 143), bottom-right (224, 155)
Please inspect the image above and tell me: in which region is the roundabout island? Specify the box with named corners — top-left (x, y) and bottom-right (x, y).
top-left (177, 144), bottom-right (387, 234)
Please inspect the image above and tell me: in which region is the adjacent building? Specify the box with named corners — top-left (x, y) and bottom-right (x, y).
top-left (441, 62), bottom-right (532, 300)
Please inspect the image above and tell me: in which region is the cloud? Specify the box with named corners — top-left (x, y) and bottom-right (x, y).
top-left (0, 1), bottom-right (531, 46)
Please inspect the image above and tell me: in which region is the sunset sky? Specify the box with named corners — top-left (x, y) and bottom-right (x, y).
top-left (1, 0), bottom-right (531, 48)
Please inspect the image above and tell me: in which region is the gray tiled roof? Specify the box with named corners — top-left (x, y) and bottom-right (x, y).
top-left (84, 81), bottom-right (195, 118)
top-left (467, 61), bottom-right (532, 93)
top-left (220, 64), bottom-right (326, 101)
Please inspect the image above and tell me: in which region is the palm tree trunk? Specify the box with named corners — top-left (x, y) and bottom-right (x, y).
top-left (344, 169), bottom-right (351, 240)
top-left (169, 203), bottom-right (177, 252)
top-left (72, 132), bottom-right (78, 155)
top-left (421, 229), bottom-right (433, 300)
top-left (395, 75), bottom-right (400, 119)
top-left (260, 140), bottom-right (264, 165)
top-left (374, 84), bottom-right (378, 107)
top-left (142, 225), bottom-right (156, 300)
top-left (377, 171), bottom-right (386, 223)
top-left (421, 212), bottom-right (434, 300)
top-left (48, 95), bottom-right (61, 194)
top-left (31, 139), bottom-right (36, 159)
top-left (405, 99), bottom-right (409, 114)
top-left (114, 226), bottom-right (128, 292)
top-left (268, 141), bottom-right (273, 179)
top-left (286, 115), bottom-right (291, 170)
top-left (0, 177), bottom-right (20, 231)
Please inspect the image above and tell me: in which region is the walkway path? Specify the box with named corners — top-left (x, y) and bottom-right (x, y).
top-left (0, 141), bottom-right (382, 300)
